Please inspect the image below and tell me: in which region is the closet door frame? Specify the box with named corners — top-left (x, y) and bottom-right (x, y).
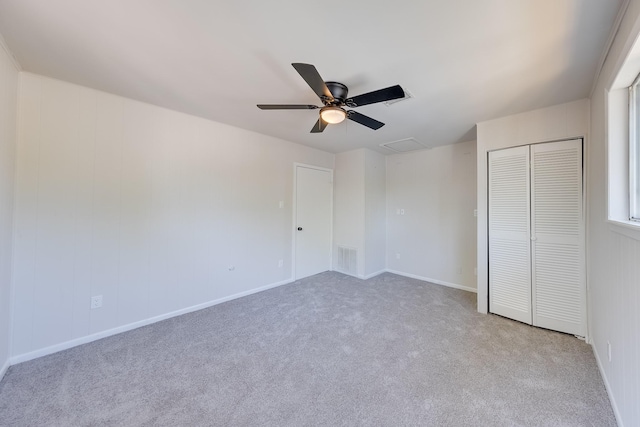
top-left (487, 138), bottom-right (587, 338)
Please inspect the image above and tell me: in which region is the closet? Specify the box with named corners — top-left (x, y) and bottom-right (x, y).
top-left (488, 139), bottom-right (585, 336)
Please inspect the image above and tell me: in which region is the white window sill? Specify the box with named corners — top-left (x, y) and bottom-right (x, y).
top-left (608, 219), bottom-right (640, 241)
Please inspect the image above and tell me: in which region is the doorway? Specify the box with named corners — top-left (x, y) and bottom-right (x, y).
top-left (293, 164), bottom-right (333, 280)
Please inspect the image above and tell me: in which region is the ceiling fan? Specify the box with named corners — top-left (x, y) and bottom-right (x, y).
top-left (257, 63), bottom-right (405, 133)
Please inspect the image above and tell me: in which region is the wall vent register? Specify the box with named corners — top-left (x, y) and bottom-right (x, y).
top-left (336, 246), bottom-right (357, 276)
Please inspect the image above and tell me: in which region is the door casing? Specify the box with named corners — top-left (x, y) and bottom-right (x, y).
top-left (292, 163), bottom-right (333, 280)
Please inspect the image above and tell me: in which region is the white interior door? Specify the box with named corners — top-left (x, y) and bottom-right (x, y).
top-left (488, 146), bottom-right (532, 324)
top-left (531, 139), bottom-right (585, 336)
top-left (295, 165), bottom-right (332, 280)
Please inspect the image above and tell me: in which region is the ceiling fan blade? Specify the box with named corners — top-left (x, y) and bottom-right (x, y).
top-left (257, 104), bottom-right (319, 110)
top-left (310, 118), bottom-right (328, 133)
top-left (347, 111), bottom-right (385, 130)
top-left (292, 63), bottom-right (333, 100)
top-left (347, 85), bottom-right (405, 107)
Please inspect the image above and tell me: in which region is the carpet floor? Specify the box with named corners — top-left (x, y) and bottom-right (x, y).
top-left (0, 272), bottom-right (615, 426)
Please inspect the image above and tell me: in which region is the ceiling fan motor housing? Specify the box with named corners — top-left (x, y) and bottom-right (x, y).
top-left (325, 81), bottom-right (348, 104)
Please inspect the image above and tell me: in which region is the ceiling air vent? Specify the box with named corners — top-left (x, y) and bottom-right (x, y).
top-left (380, 137), bottom-right (430, 153)
top-left (384, 90), bottom-right (413, 106)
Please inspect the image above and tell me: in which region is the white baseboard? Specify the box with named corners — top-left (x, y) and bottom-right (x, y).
top-left (329, 269), bottom-right (386, 280)
top-left (385, 269), bottom-right (477, 293)
top-left (10, 277), bottom-right (294, 365)
top-left (330, 269), bottom-right (359, 279)
top-left (592, 342), bottom-right (623, 427)
top-left (0, 358), bottom-right (9, 382)
top-left (361, 269), bottom-right (386, 280)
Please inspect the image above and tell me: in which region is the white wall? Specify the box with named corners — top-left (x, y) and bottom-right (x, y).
top-left (11, 73), bottom-right (334, 361)
top-left (364, 150), bottom-right (386, 277)
top-left (0, 37), bottom-right (19, 379)
top-left (333, 149), bottom-right (365, 277)
top-left (476, 99), bottom-right (589, 313)
top-left (386, 141), bottom-right (477, 292)
top-left (589, 0), bottom-right (640, 425)
top-left (333, 148), bottom-right (386, 279)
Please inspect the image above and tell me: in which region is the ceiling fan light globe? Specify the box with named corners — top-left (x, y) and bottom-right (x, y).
top-left (320, 106), bottom-right (346, 124)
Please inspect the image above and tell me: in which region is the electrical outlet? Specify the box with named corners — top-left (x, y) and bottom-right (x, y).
top-left (279, 201), bottom-right (284, 209)
top-left (278, 259), bottom-right (283, 268)
top-left (607, 341), bottom-right (612, 362)
top-left (90, 295), bottom-right (102, 309)
top-left (400, 209), bottom-right (405, 215)
top-left (228, 265), bottom-right (235, 271)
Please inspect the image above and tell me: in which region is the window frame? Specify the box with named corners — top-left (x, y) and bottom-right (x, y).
top-left (628, 73), bottom-right (640, 221)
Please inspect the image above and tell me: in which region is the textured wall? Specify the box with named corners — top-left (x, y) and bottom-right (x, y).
top-left (0, 37), bottom-right (19, 378)
top-left (11, 73), bottom-right (334, 360)
top-left (589, 0), bottom-right (640, 424)
top-left (333, 150), bottom-right (366, 277)
top-left (386, 141), bottom-right (477, 291)
top-left (364, 150), bottom-right (386, 277)
top-left (333, 148), bottom-right (387, 279)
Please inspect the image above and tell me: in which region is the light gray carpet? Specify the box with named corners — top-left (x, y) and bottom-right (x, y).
top-left (0, 272), bottom-right (615, 426)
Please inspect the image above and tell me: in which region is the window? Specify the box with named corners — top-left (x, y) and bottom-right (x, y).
top-left (629, 74), bottom-right (640, 221)
top-left (607, 20), bottom-right (640, 229)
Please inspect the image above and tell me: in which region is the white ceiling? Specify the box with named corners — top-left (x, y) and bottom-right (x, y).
top-left (0, 0), bottom-right (624, 154)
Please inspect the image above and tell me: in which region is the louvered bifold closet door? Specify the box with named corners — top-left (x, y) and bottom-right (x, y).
top-left (531, 139), bottom-right (585, 336)
top-left (488, 146), bottom-right (532, 324)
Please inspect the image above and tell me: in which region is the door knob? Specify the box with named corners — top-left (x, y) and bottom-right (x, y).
top-left (297, 227), bottom-right (303, 231)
